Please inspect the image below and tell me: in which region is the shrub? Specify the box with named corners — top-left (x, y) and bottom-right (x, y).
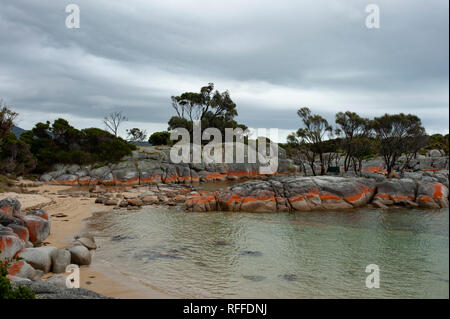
top-left (0, 250), bottom-right (35, 299)
top-left (149, 131), bottom-right (171, 146)
top-left (20, 120), bottom-right (136, 173)
top-left (0, 133), bottom-right (36, 176)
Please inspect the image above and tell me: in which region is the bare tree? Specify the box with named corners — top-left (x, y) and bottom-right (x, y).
top-left (0, 100), bottom-right (18, 141)
top-left (104, 111), bottom-right (127, 137)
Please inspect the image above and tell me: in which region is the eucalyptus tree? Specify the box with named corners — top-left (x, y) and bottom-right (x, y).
top-left (292, 107), bottom-right (333, 175)
top-left (371, 113), bottom-right (426, 174)
top-left (335, 111), bottom-right (372, 173)
top-left (168, 83), bottom-right (247, 143)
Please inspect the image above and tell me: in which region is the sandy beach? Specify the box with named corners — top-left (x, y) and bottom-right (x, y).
top-left (2, 183), bottom-right (172, 299)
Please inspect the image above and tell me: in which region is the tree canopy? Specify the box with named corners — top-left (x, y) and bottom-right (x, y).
top-left (168, 83), bottom-right (247, 143)
top-left (20, 119), bottom-right (136, 173)
top-left (371, 113), bottom-right (426, 174)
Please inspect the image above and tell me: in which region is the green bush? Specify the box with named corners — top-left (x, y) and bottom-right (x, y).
top-left (149, 131), bottom-right (171, 146)
top-left (0, 133), bottom-right (36, 176)
top-left (20, 119), bottom-right (136, 173)
top-left (0, 250), bottom-right (35, 299)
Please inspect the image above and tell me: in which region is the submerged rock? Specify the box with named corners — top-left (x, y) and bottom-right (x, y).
top-left (239, 250), bottom-right (263, 257)
top-left (280, 274), bottom-right (297, 281)
top-left (242, 275), bottom-right (266, 282)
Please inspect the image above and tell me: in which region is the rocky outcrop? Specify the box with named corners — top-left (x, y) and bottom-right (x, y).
top-left (184, 175), bottom-right (449, 212)
top-left (40, 145), bottom-right (299, 186)
top-left (1, 198), bottom-right (50, 251)
top-left (0, 224), bottom-right (25, 260)
top-left (6, 259), bottom-right (42, 281)
top-left (19, 246), bottom-right (58, 273)
top-left (1, 197), bottom-right (98, 285)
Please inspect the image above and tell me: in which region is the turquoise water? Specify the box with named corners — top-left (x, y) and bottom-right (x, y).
top-left (85, 207), bottom-right (449, 298)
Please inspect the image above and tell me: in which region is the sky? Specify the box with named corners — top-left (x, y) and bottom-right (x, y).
top-left (0, 0), bottom-right (448, 143)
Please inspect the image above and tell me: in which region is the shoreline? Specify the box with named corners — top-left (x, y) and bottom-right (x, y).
top-left (7, 183), bottom-right (173, 298)
top-left (3, 172), bottom-right (449, 298)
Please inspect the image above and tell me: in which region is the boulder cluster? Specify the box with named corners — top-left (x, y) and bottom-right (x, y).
top-left (1, 198), bottom-right (96, 285)
top-left (184, 171), bottom-right (449, 212)
top-left (91, 183), bottom-right (198, 210)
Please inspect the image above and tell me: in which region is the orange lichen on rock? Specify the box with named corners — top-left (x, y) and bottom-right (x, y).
top-left (289, 194), bottom-right (304, 202)
top-left (140, 174), bottom-right (163, 184)
top-left (432, 184), bottom-right (443, 199)
top-left (50, 178), bottom-right (78, 185)
top-left (319, 193), bottom-right (342, 201)
top-left (361, 167), bottom-right (386, 174)
top-left (1, 205), bottom-right (13, 216)
top-left (6, 260), bottom-right (24, 276)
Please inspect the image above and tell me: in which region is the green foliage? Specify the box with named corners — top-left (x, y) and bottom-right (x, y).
top-left (423, 133), bottom-right (449, 155)
top-left (286, 109), bottom-right (437, 174)
top-left (168, 83), bottom-right (248, 143)
top-left (335, 111), bottom-right (372, 172)
top-left (126, 128), bottom-right (148, 142)
top-left (371, 113), bottom-right (426, 173)
top-left (0, 250), bottom-right (35, 299)
top-left (149, 131), bottom-right (171, 146)
top-left (20, 119), bottom-right (136, 173)
top-left (0, 102), bottom-right (18, 140)
top-left (289, 107), bottom-right (333, 175)
top-left (0, 133), bottom-right (36, 175)
top-left (0, 103), bottom-right (36, 176)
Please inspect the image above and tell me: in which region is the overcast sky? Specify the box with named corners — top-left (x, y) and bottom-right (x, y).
top-left (0, 0), bottom-right (448, 142)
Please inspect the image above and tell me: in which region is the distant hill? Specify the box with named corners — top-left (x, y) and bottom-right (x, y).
top-left (12, 125), bottom-right (26, 138)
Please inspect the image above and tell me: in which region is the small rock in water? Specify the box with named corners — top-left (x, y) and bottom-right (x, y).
top-left (134, 249), bottom-right (182, 261)
top-left (111, 235), bottom-right (134, 242)
top-left (239, 250), bottom-right (263, 257)
top-left (242, 275), bottom-right (266, 282)
top-left (194, 261), bottom-right (207, 267)
top-left (280, 274), bottom-right (297, 281)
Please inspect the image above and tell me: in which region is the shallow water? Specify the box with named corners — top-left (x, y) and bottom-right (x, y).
top-left (85, 206), bottom-right (449, 298)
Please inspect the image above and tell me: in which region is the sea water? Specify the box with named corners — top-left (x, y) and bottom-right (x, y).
top-left (84, 206), bottom-right (449, 298)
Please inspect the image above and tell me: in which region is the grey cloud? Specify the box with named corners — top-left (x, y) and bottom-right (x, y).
top-left (0, 0), bottom-right (448, 139)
